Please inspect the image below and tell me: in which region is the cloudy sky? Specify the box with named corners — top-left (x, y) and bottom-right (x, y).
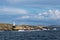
top-left (0, 0), bottom-right (60, 25)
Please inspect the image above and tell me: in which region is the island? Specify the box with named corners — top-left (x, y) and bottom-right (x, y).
top-left (0, 23), bottom-right (58, 31)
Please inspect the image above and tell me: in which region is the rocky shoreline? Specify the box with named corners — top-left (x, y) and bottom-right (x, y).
top-left (0, 23), bottom-right (57, 31)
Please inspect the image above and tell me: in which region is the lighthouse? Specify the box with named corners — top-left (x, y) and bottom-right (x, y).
top-left (12, 22), bottom-right (16, 30)
top-left (13, 22), bottom-right (15, 26)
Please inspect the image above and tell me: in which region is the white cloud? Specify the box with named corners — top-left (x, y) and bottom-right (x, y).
top-left (16, 16), bottom-right (30, 20)
top-left (16, 9), bottom-right (60, 20)
top-left (16, 15), bottom-right (44, 20)
top-left (38, 10), bottom-right (60, 20)
top-left (0, 7), bottom-right (28, 14)
top-left (20, 16), bottom-right (30, 19)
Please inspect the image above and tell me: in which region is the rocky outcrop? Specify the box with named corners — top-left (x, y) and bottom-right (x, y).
top-left (0, 24), bottom-right (56, 31)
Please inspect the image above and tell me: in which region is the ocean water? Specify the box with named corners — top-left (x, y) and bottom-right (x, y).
top-left (0, 30), bottom-right (60, 40)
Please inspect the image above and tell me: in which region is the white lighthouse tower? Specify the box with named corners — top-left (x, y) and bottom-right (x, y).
top-left (12, 22), bottom-right (16, 30)
top-left (13, 22), bottom-right (16, 26)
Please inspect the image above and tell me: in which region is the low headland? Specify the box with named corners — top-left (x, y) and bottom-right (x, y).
top-left (0, 23), bottom-right (58, 31)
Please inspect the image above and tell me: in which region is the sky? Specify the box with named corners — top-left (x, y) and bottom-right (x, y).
top-left (0, 0), bottom-right (60, 26)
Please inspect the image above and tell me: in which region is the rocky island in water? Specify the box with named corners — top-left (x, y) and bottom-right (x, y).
top-left (0, 23), bottom-right (59, 31)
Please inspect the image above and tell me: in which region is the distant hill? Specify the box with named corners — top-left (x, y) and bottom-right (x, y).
top-left (49, 25), bottom-right (60, 27)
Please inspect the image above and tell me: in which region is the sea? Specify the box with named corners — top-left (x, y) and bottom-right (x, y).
top-left (0, 30), bottom-right (60, 40)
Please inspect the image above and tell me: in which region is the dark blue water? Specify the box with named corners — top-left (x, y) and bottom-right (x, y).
top-left (0, 30), bottom-right (60, 40)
